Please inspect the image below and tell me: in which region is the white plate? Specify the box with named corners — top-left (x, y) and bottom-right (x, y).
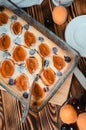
top-left (65, 15), bottom-right (86, 57)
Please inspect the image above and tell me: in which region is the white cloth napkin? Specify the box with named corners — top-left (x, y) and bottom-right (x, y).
top-left (10, 0), bottom-right (43, 7)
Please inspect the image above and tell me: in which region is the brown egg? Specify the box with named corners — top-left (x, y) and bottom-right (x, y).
top-left (60, 104), bottom-right (77, 124)
top-left (52, 6), bottom-right (68, 25)
top-left (77, 112), bottom-right (86, 130)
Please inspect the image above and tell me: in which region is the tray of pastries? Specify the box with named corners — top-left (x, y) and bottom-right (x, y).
top-left (0, 0), bottom-right (80, 112)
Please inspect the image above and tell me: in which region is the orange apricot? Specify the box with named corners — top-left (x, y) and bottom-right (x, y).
top-left (53, 55), bottom-right (65, 70)
top-left (32, 82), bottom-right (45, 100)
top-left (41, 68), bottom-right (56, 86)
top-left (0, 12), bottom-right (8, 25)
top-left (13, 46), bottom-right (26, 62)
top-left (60, 104), bottom-right (77, 124)
top-left (24, 31), bottom-right (36, 47)
top-left (0, 34), bottom-right (10, 51)
top-left (39, 43), bottom-right (50, 57)
top-left (26, 57), bottom-right (38, 74)
top-left (11, 21), bottom-right (22, 35)
top-left (16, 74), bottom-right (29, 91)
top-left (1, 59), bottom-right (15, 78)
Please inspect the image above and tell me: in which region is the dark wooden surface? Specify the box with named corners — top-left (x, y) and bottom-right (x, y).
top-left (0, 0), bottom-right (86, 129)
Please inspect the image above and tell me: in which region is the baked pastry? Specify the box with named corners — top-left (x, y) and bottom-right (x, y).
top-left (0, 7), bottom-right (73, 110)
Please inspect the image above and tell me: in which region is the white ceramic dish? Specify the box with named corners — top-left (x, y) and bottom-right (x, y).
top-left (65, 15), bottom-right (86, 57)
top-left (52, 0), bottom-right (73, 6)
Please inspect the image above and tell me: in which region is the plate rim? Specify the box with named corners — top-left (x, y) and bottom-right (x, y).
top-left (65, 15), bottom-right (86, 57)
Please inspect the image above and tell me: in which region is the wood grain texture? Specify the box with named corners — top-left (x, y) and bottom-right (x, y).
top-left (49, 74), bottom-right (73, 105)
top-left (0, 0), bottom-right (86, 130)
top-left (0, 91), bottom-right (5, 130)
top-left (39, 104), bottom-right (59, 130)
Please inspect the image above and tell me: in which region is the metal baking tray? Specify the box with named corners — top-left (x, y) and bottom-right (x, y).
top-left (0, 0), bottom-right (80, 112)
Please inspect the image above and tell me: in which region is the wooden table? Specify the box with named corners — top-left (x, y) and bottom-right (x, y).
top-left (0, 0), bottom-right (86, 129)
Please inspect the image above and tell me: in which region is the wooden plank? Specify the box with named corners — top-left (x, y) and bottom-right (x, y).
top-left (1, 91), bottom-right (23, 130)
top-left (49, 73), bottom-right (73, 105)
top-left (0, 91), bottom-right (6, 130)
top-left (26, 110), bottom-right (42, 130)
top-left (39, 103), bottom-right (59, 130)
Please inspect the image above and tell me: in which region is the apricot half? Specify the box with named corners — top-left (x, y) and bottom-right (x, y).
top-left (24, 31), bottom-right (36, 47)
top-left (13, 46), bottom-right (26, 62)
top-left (16, 74), bottom-right (29, 91)
top-left (11, 21), bottom-right (22, 35)
top-left (32, 82), bottom-right (45, 100)
top-left (41, 68), bottom-right (56, 86)
top-left (26, 57), bottom-right (38, 74)
top-left (0, 34), bottom-right (10, 51)
top-left (39, 43), bottom-right (50, 57)
top-left (53, 55), bottom-right (65, 70)
top-left (1, 59), bottom-right (15, 78)
top-left (0, 12), bottom-right (8, 26)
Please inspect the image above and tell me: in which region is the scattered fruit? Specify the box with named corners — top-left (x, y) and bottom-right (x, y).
top-left (52, 6), bottom-right (68, 25)
top-left (60, 104), bottom-right (77, 124)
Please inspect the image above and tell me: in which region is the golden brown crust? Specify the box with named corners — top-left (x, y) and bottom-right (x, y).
top-left (13, 46), bottom-right (26, 62)
top-left (32, 82), bottom-right (45, 100)
top-left (26, 57), bottom-right (38, 74)
top-left (0, 34), bottom-right (11, 51)
top-left (16, 74), bottom-right (29, 91)
top-left (39, 43), bottom-right (50, 57)
top-left (42, 68), bottom-right (56, 85)
top-left (11, 22), bottom-right (22, 35)
top-left (0, 12), bottom-right (8, 26)
top-left (53, 55), bottom-right (65, 70)
top-left (1, 59), bottom-right (15, 78)
top-left (24, 31), bottom-right (36, 47)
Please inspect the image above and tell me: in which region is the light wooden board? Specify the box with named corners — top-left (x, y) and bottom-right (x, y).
top-left (49, 73), bottom-right (73, 105)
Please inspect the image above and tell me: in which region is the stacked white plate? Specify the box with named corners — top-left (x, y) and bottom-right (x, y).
top-left (65, 15), bottom-right (86, 57)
